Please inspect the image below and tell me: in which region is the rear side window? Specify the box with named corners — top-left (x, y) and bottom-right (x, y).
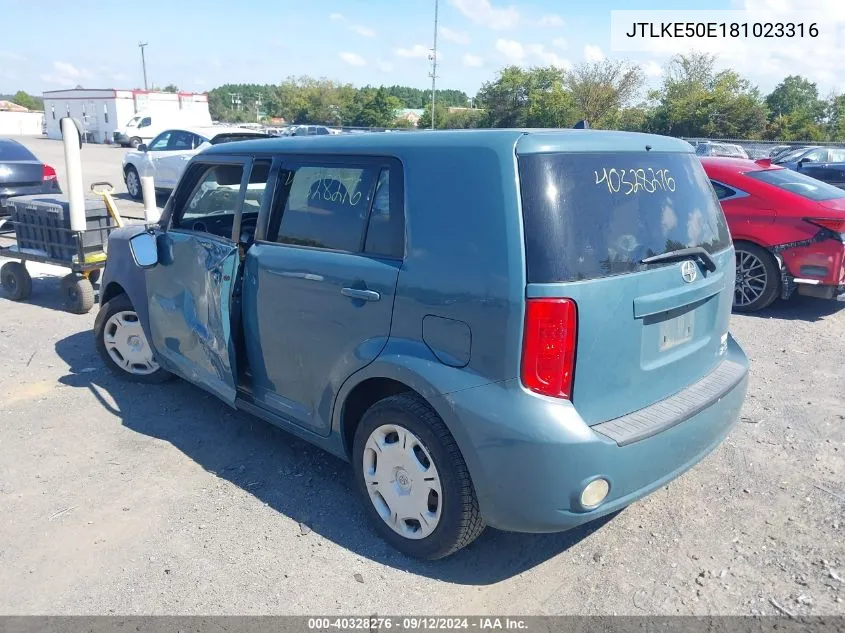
top-left (271, 164), bottom-right (379, 251)
top-left (519, 152), bottom-right (731, 283)
top-left (364, 169), bottom-right (403, 259)
top-left (0, 141), bottom-right (36, 161)
top-left (746, 168), bottom-right (845, 201)
top-left (710, 181), bottom-right (736, 200)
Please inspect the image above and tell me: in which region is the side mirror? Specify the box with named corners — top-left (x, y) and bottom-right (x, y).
top-left (138, 144), bottom-right (148, 153)
top-left (128, 232), bottom-right (159, 268)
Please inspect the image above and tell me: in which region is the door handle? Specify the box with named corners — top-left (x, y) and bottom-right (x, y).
top-left (341, 287), bottom-right (380, 302)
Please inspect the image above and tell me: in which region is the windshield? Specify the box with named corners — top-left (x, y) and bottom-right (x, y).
top-left (746, 168), bottom-right (845, 201)
top-left (126, 116), bottom-right (140, 127)
top-left (518, 152), bottom-right (731, 283)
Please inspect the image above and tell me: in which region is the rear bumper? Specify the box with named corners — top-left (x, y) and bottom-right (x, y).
top-left (778, 237), bottom-right (845, 298)
top-left (444, 336), bottom-right (748, 533)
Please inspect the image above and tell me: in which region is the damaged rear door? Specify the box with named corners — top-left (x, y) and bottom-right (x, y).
top-left (144, 156), bottom-right (256, 405)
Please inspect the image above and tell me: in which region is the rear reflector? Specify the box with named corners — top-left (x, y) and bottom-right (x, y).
top-left (521, 298), bottom-right (577, 399)
top-left (42, 164), bottom-right (57, 182)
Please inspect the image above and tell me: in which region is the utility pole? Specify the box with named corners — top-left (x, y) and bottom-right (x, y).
top-left (256, 94), bottom-right (262, 122)
top-left (428, 0), bottom-right (439, 130)
top-left (138, 41), bottom-right (148, 91)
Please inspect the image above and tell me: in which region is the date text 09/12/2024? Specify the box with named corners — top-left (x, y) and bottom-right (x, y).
top-left (307, 617), bottom-right (528, 631)
top-left (625, 22), bottom-right (818, 38)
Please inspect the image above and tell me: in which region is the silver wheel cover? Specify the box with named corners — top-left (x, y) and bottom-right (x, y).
top-left (363, 424), bottom-right (443, 540)
top-left (102, 310), bottom-right (160, 375)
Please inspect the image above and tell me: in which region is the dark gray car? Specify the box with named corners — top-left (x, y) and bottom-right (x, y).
top-left (0, 138), bottom-right (62, 212)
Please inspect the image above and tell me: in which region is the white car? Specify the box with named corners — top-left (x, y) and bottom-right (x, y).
top-left (121, 126), bottom-right (268, 199)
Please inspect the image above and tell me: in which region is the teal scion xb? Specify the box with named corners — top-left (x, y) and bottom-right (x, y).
top-left (94, 129), bottom-right (749, 559)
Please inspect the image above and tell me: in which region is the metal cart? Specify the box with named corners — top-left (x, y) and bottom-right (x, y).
top-left (0, 182), bottom-right (125, 314)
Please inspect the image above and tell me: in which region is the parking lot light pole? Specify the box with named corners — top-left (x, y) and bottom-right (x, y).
top-left (428, 0), bottom-right (439, 130)
top-left (138, 42), bottom-right (148, 91)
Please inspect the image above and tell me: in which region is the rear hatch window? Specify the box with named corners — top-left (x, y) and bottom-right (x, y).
top-left (518, 152), bottom-right (731, 283)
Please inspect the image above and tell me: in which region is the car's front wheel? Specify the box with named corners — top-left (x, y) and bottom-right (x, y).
top-left (352, 393), bottom-right (485, 560)
top-left (733, 242), bottom-right (780, 312)
top-left (124, 166), bottom-right (142, 200)
top-left (94, 293), bottom-right (171, 383)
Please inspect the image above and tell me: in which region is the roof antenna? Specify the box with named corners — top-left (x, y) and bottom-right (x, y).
top-left (573, 119), bottom-right (589, 129)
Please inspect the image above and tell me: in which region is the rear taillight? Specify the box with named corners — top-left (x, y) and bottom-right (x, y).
top-left (42, 164), bottom-right (57, 182)
top-left (805, 217), bottom-right (845, 242)
top-left (521, 298), bottom-right (577, 400)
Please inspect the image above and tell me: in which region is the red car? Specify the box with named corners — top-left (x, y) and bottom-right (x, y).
top-left (700, 157), bottom-right (845, 311)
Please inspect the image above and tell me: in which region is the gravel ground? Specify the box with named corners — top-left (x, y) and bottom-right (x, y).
top-left (0, 137), bottom-right (843, 616)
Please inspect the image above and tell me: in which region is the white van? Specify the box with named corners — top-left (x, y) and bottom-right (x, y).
top-left (113, 110), bottom-right (213, 148)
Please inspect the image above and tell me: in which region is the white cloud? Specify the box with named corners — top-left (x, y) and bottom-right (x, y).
top-left (350, 24), bottom-right (376, 37)
top-left (376, 60), bottom-right (394, 72)
top-left (112, 72), bottom-right (129, 82)
top-left (440, 26), bottom-right (470, 44)
top-left (0, 51), bottom-right (24, 61)
top-left (643, 60), bottom-right (663, 77)
top-left (40, 61), bottom-right (94, 87)
top-left (462, 53), bottom-right (484, 67)
top-left (552, 37), bottom-right (567, 49)
top-left (495, 39), bottom-right (526, 63)
top-left (527, 44), bottom-right (571, 69)
top-left (584, 44), bottom-right (604, 63)
top-left (396, 44), bottom-right (431, 59)
top-left (536, 14), bottom-right (564, 28)
top-left (53, 61), bottom-right (91, 79)
top-left (339, 52), bottom-right (366, 67)
top-left (329, 13), bottom-right (345, 21)
top-left (449, 0), bottom-right (519, 30)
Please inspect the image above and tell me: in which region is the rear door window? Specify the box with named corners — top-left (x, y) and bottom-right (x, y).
top-left (269, 164), bottom-right (379, 251)
top-left (518, 152), bottom-right (731, 283)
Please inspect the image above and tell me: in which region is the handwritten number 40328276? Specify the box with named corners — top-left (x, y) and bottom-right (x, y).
top-left (594, 168), bottom-right (676, 195)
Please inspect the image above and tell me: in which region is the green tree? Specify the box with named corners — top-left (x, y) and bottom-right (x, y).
top-left (163, 84), bottom-right (179, 93)
top-left (646, 53), bottom-right (767, 138)
top-left (564, 59), bottom-right (644, 127)
top-left (765, 76), bottom-right (824, 121)
top-left (353, 87), bottom-right (403, 127)
top-left (476, 66), bottom-right (575, 128)
top-left (11, 90), bottom-right (40, 110)
top-left (826, 94), bottom-right (845, 141)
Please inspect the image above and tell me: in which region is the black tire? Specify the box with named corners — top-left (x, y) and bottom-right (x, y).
top-left (129, 137), bottom-right (142, 149)
top-left (733, 242), bottom-right (780, 312)
top-left (1, 261), bottom-right (32, 301)
top-left (61, 273), bottom-right (95, 314)
top-left (125, 165), bottom-right (142, 200)
top-left (94, 293), bottom-right (172, 384)
top-left (352, 393), bottom-right (485, 560)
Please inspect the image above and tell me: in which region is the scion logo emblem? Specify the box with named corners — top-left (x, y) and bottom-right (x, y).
top-left (680, 260), bottom-right (697, 284)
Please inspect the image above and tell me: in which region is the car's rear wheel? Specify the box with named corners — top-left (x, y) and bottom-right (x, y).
top-left (94, 293), bottom-right (171, 383)
top-left (352, 393), bottom-right (485, 560)
top-left (1, 262), bottom-right (32, 301)
top-left (733, 242), bottom-right (780, 312)
top-left (125, 166), bottom-right (142, 200)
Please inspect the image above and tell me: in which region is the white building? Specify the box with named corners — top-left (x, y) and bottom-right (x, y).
top-left (42, 89), bottom-right (210, 144)
top-left (0, 100), bottom-right (44, 135)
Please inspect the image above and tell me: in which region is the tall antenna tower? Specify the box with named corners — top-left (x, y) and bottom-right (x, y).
top-left (428, 0), bottom-right (439, 130)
